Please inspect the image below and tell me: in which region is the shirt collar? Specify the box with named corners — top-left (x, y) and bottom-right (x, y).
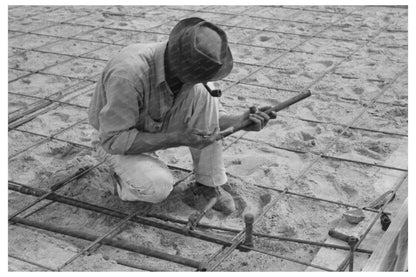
top-left (154, 41), bottom-right (168, 87)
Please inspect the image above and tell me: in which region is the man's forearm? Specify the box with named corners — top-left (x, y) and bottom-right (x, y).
top-left (219, 113), bottom-right (243, 131)
top-left (125, 131), bottom-right (180, 155)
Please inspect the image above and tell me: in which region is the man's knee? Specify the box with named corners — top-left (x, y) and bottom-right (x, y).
top-left (112, 155), bottom-right (175, 203)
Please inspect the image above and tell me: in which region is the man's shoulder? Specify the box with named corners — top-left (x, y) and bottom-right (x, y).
top-left (104, 42), bottom-right (166, 81)
top-left (120, 42), bottom-right (163, 56)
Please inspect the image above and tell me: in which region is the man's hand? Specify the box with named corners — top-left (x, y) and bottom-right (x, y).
top-left (174, 127), bottom-right (219, 149)
top-left (242, 106), bottom-right (277, 131)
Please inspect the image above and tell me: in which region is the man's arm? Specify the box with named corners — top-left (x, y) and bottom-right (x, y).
top-left (219, 106), bottom-right (276, 132)
top-left (98, 77), bottom-right (218, 155)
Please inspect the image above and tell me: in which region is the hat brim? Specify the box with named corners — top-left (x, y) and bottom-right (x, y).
top-left (168, 17), bottom-right (233, 83)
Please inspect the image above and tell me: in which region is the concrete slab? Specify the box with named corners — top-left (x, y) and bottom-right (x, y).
top-left (8, 73), bottom-right (79, 98)
top-left (41, 58), bottom-right (106, 79)
top-left (8, 51), bottom-right (71, 72)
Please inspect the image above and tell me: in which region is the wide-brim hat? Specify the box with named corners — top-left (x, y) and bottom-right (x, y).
top-left (167, 17), bottom-right (233, 84)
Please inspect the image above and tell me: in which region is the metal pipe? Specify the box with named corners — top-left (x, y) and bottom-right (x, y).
top-left (148, 212), bottom-right (373, 254)
top-left (11, 217), bottom-right (201, 269)
top-left (242, 213), bottom-right (254, 248)
top-left (9, 182), bottom-right (356, 271)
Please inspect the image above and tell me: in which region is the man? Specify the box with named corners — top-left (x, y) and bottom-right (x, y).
top-left (89, 17), bottom-right (274, 214)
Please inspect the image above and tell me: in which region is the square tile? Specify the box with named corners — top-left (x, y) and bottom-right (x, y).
top-left (243, 6), bottom-right (302, 20)
top-left (143, 7), bottom-right (195, 21)
top-left (8, 17), bottom-right (55, 32)
top-left (8, 6), bottom-right (59, 21)
top-left (42, 58), bottom-right (106, 79)
top-left (230, 44), bottom-right (284, 66)
top-left (81, 44), bottom-right (124, 60)
top-left (222, 83), bottom-right (298, 112)
top-left (55, 120), bottom-right (96, 147)
top-left (310, 73), bottom-right (383, 101)
top-left (8, 94), bottom-right (39, 115)
top-left (378, 72), bottom-right (408, 104)
top-left (33, 24), bottom-right (96, 38)
top-left (40, 39), bottom-right (108, 56)
top-left (352, 103), bottom-right (408, 134)
top-left (270, 52), bottom-right (342, 77)
top-left (8, 73), bottom-right (79, 98)
top-left (241, 31), bottom-right (305, 50)
top-left (265, 21), bottom-right (325, 36)
top-left (203, 6), bottom-right (250, 15)
top-left (16, 105), bottom-right (88, 137)
top-left (71, 12), bottom-right (119, 27)
top-left (107, 16), bottom-right (163, 31)
top-left (319, 24), bottom-right (376, 41)
top-left (74, 28), bottom-right (138, 44)
top-left (119, 32), bottom-right (169, 45)
top-left (294, 37), bottom-right (360, 56)
top-left (8, 69), bottom-right (30, 82)
top-left (9, 51), bottom-right (71, 72)
top-left (8, 130), bottom-right (45, 158)
top-left (9, 34), bottom-right (61, 50)
top-left (223, 63), bottom-right (262, 82)
top-left (334, 57), bottom-right (403, 80)
top-left (30, 7), bottom-right (89, 22)
top-left (146, 21), bottom-right (177, 35)
top-left (187, 12), bottom-right (238, 25)
top-left (242, 67), bottom-right (315, 91)
top-left (8, 139), bottom-right (90, 185)
top-left (221, 26), bottom-right (258, 43)
top-left (300, 5), bottom-right (357, 14)
top-left (224, 15), bottom-right (278, 29)
top-left (288, 10), bottom-right (344, 24)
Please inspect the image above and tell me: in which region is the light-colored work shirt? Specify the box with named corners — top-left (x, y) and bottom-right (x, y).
top-left (88, 42), bottom-right (223, 155)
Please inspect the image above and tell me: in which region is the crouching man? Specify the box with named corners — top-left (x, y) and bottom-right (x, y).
top-left (88, 17), bottom-right (274, 214)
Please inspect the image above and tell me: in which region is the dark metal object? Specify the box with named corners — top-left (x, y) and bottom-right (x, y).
top-left (11, 217), bottom-right (201, 269)
top-left (217, 90), bottom-right (312, 139)
top-left (328, 229), bottom-right (358, 271)
top-left (380, 213), bottom-right (391, 231)
top-left (366, 190), bottom-right (396, 210)
top-left (241, 213), bottom-right (254, 250)
top-left (184, 196), bottom-right (218, 234)
top-left (203, 83), bottom-right (222, 97)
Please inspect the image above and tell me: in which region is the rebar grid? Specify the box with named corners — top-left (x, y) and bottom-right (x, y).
top-left (10, 7), bottom-right (403, 121)
top-left (8, 5), bottom-right (407, 272)
top-left (199, 14), bottom-right (407, 265)
top-left (202, 64), bottom-right (407, 270)
top-left (9, 89), bottom-right (408, 139)
top-left (8, 182), bottom-right (333, 271)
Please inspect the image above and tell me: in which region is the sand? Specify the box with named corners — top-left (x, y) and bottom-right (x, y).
top-left (8, 5), bottom-right (408, 272)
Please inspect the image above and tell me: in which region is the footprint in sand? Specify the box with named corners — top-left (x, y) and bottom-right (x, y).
top-left (51, 112), bottom-right (70, 122)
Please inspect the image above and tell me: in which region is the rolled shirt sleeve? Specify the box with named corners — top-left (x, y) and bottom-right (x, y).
top-left (98, 76), bottom-right (141, 154)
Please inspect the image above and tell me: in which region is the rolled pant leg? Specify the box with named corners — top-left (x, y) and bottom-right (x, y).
top-left (92, 132), bottom-right (174, 203)
top-left (164, 84), bottom-right (227, 187)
